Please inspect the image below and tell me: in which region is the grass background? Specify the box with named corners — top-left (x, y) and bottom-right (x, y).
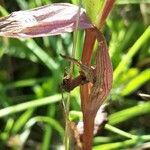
top-left (0, 0), bottom-right (150, 149)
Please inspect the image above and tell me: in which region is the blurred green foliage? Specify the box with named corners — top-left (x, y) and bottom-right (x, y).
top-left (0, 0), bottom-right (150, 149)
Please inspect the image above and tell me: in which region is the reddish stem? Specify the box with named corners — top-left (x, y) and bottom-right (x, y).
top-left (98, 0), bottom-right (116, 29)
top-left (81, 28), bottom-right (96, 65)
top-left (80, 2), bottom-right (115, 149)
top-left (80, 28), bottom-right (96, 150)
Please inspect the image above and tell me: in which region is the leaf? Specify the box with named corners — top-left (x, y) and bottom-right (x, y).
top-left (0, 94), bottom-right (62, 118)
top-left (82, 0), bottom-right (115, 28)
top-left (113, 68), bottom-right (139, 88)
top-left (113, 26), bottom-right (150, 82)
top-left (71, 0), bottom-right (79, 5)
top-left (116, 0), bottom-right (150, 4)
top-left (82, 0), bottom-right (104, 24)
top-left (12, 109), bottom-right (34, 133)
top-left (0, 3), bottom-right (92, 38)
top-left (109, 101), bottom-right (150, 125)
top-left (121, 69), bottom-right (150, 96)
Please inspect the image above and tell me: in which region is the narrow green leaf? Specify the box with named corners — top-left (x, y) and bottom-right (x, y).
top-left (1, 118), bottom-right (14, 140)
top-left (82, 0), bottom-right (104, 23)
top-left (121, 69), bottom-right (150, 96)
top-left (114, 26), bottom-right (150, 82)
top-left (16, 0), bottom-right (29, 10)
top-left (113, 68), bottom-right (139, 88)
top-left (105, 124), bottom-right (137, 139)
top-left (0, 94), bottom-right (62, 118)
top-left (25, 116), bottom-right (64, 138)
top-left (93, 137), bottom-right (150, 150)
top-left (117, 0), bottom-right (150, 4)
top-left (12, 109), bottom-right (34, 133)
top-left (21, 39), bottom-right (59, 71)
top-left (0, 5), bottom-right (8, 16)
top-left (69, 110), bottom-right (82, 121)
top-left (71, 0), bottom-right (79, 5)
top-left (20, 115), bottom-right (64, 145)
top-left (42, 106), bottom-right (56, 150)
top-left (4, 77), bottom-right (49, 90)
top-left (109, 101), bottom-right (150, 125)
